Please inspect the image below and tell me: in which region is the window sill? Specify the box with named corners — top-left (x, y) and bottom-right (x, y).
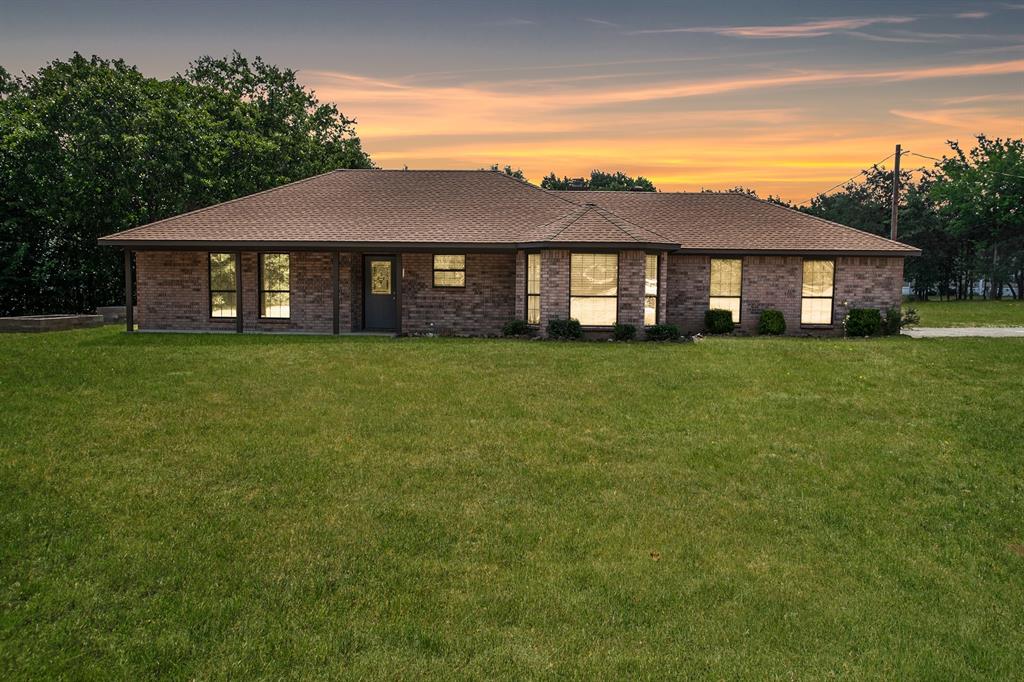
top-left (800, 324), bottom-right (834, 329)
top-left (257, 317), bottom-right (292, 323)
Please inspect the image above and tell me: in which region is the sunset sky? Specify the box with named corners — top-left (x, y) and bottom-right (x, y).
top-left (2, 0), bottom-right (1022, 202)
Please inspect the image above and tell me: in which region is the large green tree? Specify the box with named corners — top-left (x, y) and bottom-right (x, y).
top-left (0, 52), bottom-right (372, 316)
top-left (929, 136), bottom-right (1024, 299)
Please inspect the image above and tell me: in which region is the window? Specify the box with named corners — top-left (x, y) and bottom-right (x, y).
top-left (371, 260), bottom-right (392, 294)
top-left (644, 254), bottom-right (659, 326)
top-left (433, 254), bottom-right (465, 287)
top-left (801, 259), bottom-right (835, 325)
top-left (709, 258), bottom-right (742, 324)
top-left (209, 253), bottom-right (237, 318)
top-left (526, 252), bottom-right (540, 325)
top-left (259, 253), bottom-right (290, 319)
top-left (570, 253), bottom-right (617, 326)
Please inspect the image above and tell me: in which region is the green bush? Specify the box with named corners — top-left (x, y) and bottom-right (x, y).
top-left (844, 308), bottom-right (882, 337)
top-left (902, 307), bottom-right (920, 328)
top-left (502, 319), bottom-right (529, 336)
top-left (612, 323), bottom-right (636, 341)
top-left (882, 308), bottom-right (902, 336)
top-left (547, 318), bottom-right (582, 340)
top-left (757, 309), bottom-right (786, 335)
top-left (705, 309), bottom-right (735, 334)
top-left (645, 324), bottom-right (680, 341)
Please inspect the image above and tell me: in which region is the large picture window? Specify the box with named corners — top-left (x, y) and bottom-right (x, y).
top-left (709, 258), bottom-right (742, 324)
top-left (801, 259), bottom-right (835, 325)
top-left (259, 253), bottom-right (290, 319)
top-left (570, 253), bottom-right (618, 326)
top-left (644, 254), bottom-right (659, 326)
top-left (527, 252), bottom-right (540, 325)
top-left (433, 255), bottom-right (466, 287)
top-left (209, 253), bottom-right (237, 318)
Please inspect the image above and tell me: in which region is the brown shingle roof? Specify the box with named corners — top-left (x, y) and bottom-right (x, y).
top-left (99, 170), bottom-right (920, 254)
top-left (555, 191), bottom-right (919, 254)
top-left (518, 203), bottom-right (676, 246)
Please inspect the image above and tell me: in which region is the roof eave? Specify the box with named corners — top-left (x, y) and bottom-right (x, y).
top-left (675, 247), bottom-right (921, 257)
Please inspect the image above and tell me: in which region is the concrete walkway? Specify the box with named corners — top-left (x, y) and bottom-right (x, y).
top-left (902, 327), bottom-right (1024, 338)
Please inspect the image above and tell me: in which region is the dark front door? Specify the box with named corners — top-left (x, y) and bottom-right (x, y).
top-left (363, 255), bottom-right (398, 331)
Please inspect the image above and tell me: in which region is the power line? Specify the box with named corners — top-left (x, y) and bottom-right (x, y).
top-left (905, 151), bottom-right (1024, 180)
top-left (797, 152), bottom-right (896, 205)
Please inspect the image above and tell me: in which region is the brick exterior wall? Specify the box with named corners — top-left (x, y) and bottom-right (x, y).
top-left (663, 254), bottom-right (905, 335)
top-left (539, 249), bottom-right (570, 334)
top-left (399, 252), bottom-right (516, 336)
top-left (134, 249), bottom-right (905, 337)
top-left (136, 250), bottom-right (338, 333)
top-left (834, 256), bottom-right (904, 323)
top-left (665, 254), bottom-right (712, 335)
top-left (740, 256), bottom-right (802, 334)
top-left (616, 250), bottom-right (646, 330)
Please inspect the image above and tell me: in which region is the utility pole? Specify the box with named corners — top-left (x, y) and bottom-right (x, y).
top-left (890, 143), bottom-right (901, 241)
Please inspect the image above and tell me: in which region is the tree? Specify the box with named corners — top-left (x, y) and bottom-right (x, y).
top-left (540, 169), bottom-right (656, 191)
top-left (929, 136), bottom-right (1024, 299)
top-left (489, 164), bottom-right (524, 180)
top-left (703, 186), bottom-right (793, 207)
top-left (0, 52), bottom-right (372, 316)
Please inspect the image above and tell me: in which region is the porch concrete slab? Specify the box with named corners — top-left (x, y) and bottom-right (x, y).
top-left (902, 327), bottom-right (1024, 338)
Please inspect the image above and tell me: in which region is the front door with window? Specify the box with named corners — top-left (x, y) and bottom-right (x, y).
top-left (363, 255), bottom-right (398, 330)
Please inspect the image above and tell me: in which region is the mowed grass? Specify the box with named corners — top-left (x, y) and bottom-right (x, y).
top-left (2, 327), bottom-right (1023, 680)
top-left (908, 298), bottom-right (1024, 327)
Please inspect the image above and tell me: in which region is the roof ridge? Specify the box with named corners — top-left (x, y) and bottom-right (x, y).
top-left (543, 204), bottom-right (592, 242)
top-left (588, 203), bottom-right (677, 245)
top-left (101, 170), bottom-right (342, 240)
top-left (738, 194), bottom-right (919, 251)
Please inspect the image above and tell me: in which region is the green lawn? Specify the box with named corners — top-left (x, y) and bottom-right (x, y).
top-left (906, 299), bottom-right (1024, 327)
top-left (2, 327), bottom-right (1023, 679)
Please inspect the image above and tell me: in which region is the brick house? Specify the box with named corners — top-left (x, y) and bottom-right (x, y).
top-left (99, 170), bottom-right (919, 337)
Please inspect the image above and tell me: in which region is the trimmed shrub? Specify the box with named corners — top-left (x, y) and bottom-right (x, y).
top-left (882, 308), bottom-right (902, 336)
top-left (645, 324), bottom-right (680, 341)
top-left (547, 318), bottom-right (582, 340)
top-left (612, 323), bottom-right (636, 341)
top-left (502, 319), bottom-right (529, 336)
top-left (757, 309), bottom-right (786, 336)
top-left (705, 309), bottom-right (735, 334)
top-left (844, 308), bottom-right (882, 337)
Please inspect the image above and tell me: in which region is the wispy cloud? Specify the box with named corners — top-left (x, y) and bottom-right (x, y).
top-left (484, 18), bottom-right (534, 27)
top-left (628, 16), bottom-right (915, 38)
top-left (843, 31), bottom-right (936, 43)
top-left (956, 43), bottom-right (1024, 54)
top-left (956, 11), bottom-right (990, 19)
top-left (890, 107), bottom-right (1020, 129)
top-left (583, 18), bottom-right (618, 27)
top-left (939, 91), bottom-right (1024, 104)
